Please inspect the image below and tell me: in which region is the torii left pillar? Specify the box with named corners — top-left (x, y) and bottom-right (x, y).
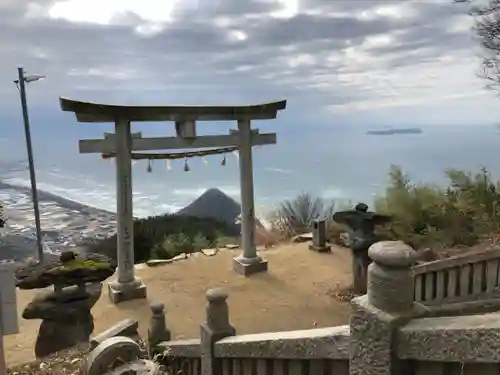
top-left (108, 119), bottom-right (147, 303)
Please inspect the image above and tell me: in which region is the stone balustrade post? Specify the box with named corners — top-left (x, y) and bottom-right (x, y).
top-left (349, 241), bottom-right (427, 375)
top-left (148, 302), bottom-right (171, 358)
top-left (200, 288), bottom-right (236, 375)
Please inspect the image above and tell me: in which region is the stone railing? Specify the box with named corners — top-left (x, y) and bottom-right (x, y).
top-left (155, 327), bottom-right (350, 375)
top-left (397, 312), bottom-right (500, 374)
top-left (145, 241), bottom-right (500, 375)
top-left (413, 248), bottom-right (500, 314)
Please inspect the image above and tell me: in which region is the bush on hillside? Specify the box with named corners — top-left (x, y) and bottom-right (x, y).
top-left (84, 214), bottom-right (239, 264)
top-left (375, 165), bottom-right (500, 249)
top-left (268, 166), bottom-right (500, 251)
top-left (269, 192), bottom-right (344, 238)
top-left (151, 232), bottom-right (212, 259)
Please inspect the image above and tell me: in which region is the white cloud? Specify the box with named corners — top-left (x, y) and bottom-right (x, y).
top-left (270, 0), bottom-right (299, 19)
top-left (227, 29), bottom-right (248, 42)
top-left (35, 0), bottom-right (198, 35)
top-left (321, 187), bottom-right (349, 200)
top-left (446, 14), bottom-right (473, 34)
top-left (0, 0), bottom-right (494, 124)
top-left (329, 91), bottom-right (490, 112)
top-left (327, 47), bottom-right (487, 112)
top-left (287, 53), bottom-right (316, 68)
top-left (358, 3), bottom-right (417, 21)
top-left (264, 167), bottom-right (293, 174)
top-left (172, 187), bottom-right (240, 198)
top-left (47, 0), bottom-right (178, 24)
top-left (67, 67), bottom-right (137, 80)
top-left (134, 23), bottom-right (163, 36)
top-left (361, 34), bottom-right (395, 50)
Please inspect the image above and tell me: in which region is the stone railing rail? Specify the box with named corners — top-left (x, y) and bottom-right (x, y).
top-left (146, 241), bottom-right (500, 375)
top-left (412, 248), bottom-right (500, 313)
top-left (397, 312), bottom-right (500, 374)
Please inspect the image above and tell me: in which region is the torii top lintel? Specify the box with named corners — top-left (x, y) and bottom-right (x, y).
top-left (59, 97), bottom-right (287, 123)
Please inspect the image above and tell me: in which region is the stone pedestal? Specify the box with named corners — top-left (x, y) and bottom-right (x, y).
top-left (349, 241), bottom-right (427, 375)
top-left (232, 255), bottom-right (268, 276)
top-left (351, 253), bottom-right (369, 294)
top-left (22, 283), bottom-right (103, 358)
top-left (35, 312), bottom-right (94, 358)
top-left (309, 243), bottom-right (331, 252)
top-left (108, 278), bottom-right (147, 304)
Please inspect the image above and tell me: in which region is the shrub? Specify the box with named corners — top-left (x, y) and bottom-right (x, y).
top-left (375, 165), bottom-right (500, 249)
top-left (213, 234), bottom-right (237, 248)
top-left (269, 166), bottom-right (500, 251)
top-left (254, 226), bottom-right (283, 248)
top-left (269, 192), bottom-right (337, 238)
top-left (151, 232), bottom-right (211, 259)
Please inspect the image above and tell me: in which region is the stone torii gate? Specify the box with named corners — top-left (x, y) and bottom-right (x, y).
top-left (60, 97), bottom-right (287, 304)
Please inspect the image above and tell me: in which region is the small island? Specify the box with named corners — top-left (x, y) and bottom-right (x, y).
top-left (366, 128), bottom-right (423, 136)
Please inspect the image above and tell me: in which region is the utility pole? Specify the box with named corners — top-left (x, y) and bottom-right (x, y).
top-left (15, 67), bottom-right (45, 262)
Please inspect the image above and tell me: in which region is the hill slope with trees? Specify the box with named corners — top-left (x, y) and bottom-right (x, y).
top-left (86, 188), bottom-right (242, 263)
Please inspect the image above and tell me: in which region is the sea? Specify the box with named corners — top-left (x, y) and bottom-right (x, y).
top-left (1, 122), bottom-right (500, 220)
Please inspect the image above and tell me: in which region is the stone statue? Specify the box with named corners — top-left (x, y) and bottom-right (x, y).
top-left (333, 203), bottom-right (392, 294)
top-left (15, 250), bottom-right (116, 358)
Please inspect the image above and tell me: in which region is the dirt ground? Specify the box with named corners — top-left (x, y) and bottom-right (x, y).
top-left (5, 243), bottom-right (353, 368)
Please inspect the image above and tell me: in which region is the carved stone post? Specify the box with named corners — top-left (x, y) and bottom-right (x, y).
top-left (148, 302), bottom-right (171, 358)
top-left (200, 288), bottom-right (235, 375)
top-left (349, 241), bottom-right (427, 375)
top-left (108, 118), bottom-right (147, 303)
top-left (309, 219), bottom-right (331, 252)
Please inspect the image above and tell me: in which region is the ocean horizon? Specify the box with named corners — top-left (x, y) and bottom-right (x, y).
top-left (2, 122), bottom-right (500, 221)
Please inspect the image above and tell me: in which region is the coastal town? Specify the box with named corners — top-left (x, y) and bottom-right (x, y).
top-left (0, 185), bottom-right (117, 261)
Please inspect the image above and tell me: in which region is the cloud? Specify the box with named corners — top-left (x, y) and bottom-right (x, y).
top-left (0, 0), bottom-right (495, 124)
top-left (264, 167), bottom-right (293, 174)
top-left (172, 186), bottom-right (240, 198)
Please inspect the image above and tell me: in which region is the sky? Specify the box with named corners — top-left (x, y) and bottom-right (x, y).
top-left (2, 0), bottom-right (500, 215)
top-left (0, 0), bottom-right (498, 128)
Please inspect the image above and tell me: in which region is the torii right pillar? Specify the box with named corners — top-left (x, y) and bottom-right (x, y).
top-left (232, 119), bottom-right (268, 276)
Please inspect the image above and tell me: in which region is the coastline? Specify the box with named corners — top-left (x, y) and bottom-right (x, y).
top-left (0, 181), bottom-right (116, 216)
top-left (0, 180), bottom-right (267, 261)
top-left (0, 180), bottom-right (118, 262)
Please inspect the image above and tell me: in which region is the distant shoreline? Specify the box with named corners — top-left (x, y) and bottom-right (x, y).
top-left (0, 180), bottom-right (116, 217)
top-left (366, 128), bottom-right (423, 136)
top-left (0, 180), bottom-right (117, 262)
